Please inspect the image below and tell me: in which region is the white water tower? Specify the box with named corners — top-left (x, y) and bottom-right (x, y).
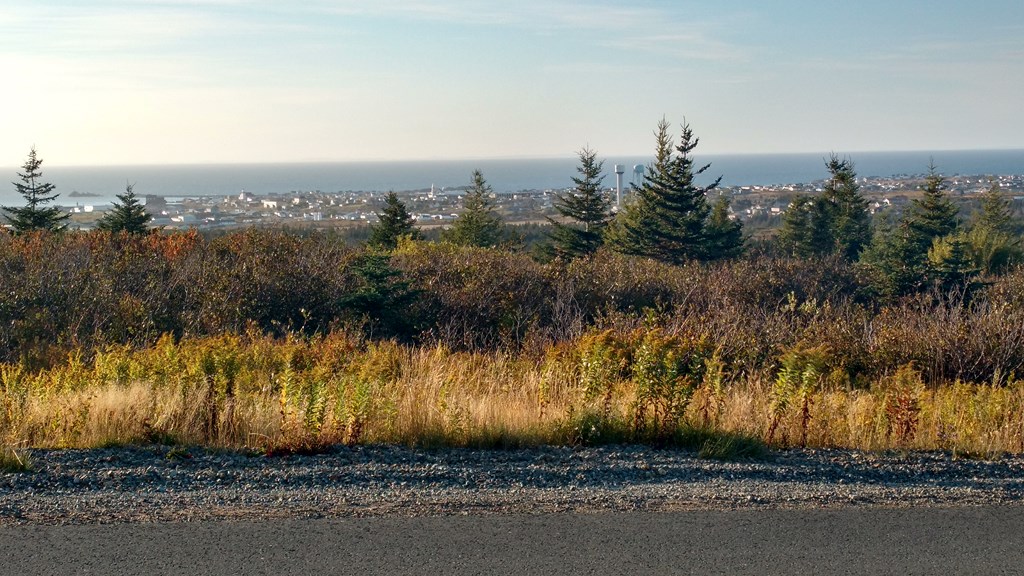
top-left (614, 164), bottom-right (625, 208)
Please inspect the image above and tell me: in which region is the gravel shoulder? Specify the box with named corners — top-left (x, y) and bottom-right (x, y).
top-left (2, 445), bottom-right (1023, 525)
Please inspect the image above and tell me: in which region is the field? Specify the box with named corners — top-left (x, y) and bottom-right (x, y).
top-left (3, 230), bottom-right (1024, 461)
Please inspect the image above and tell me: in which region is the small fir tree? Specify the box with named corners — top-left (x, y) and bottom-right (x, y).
top-left (928, 233), bottom-right (979, 291)
top-left (974, 180), bottom-right (1014, 234)
top-left (368, 191), bottom-right (421, 250)
top-left (857, 216), bottom-right (929, 299)
top-left (782, 156), bottom-right (869, 260)
top-left (442, 170), bottom-right (506, 248)
top-left (546, 147), bottom-right (611, 259)
top-left (778, 195), bottom-right (814, 257)
top-left (339, 252), bottom-right (420, 340)
top-left (822, 155), bottom-right (870, 260)
top-left (704, 196), bottom-right (744, 259)
top-left (859, 164), bottom-right (973, 297)
top-left (3, 147), bottom-right (69, 233)
top-left (905, 164), bottom-right (958, 250)
top-left (965, 181), bottom-right (1021, 274)
top-left (97, 182), bottom-right (152, 234)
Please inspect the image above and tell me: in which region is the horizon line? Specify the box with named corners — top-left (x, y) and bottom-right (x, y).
top-left (4, 146), bottom-right (1022, 170)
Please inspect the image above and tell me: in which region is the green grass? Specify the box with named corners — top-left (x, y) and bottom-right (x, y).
top-left (679, 428), bottom-right (769, 461)
top-left (0, 445), bottom-right (33, 473)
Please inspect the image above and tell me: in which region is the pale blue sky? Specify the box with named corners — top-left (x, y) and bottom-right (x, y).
top-left (2, 0), bottom-right (1022, 165)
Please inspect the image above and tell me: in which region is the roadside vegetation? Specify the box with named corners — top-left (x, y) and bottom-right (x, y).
top-left (3, 124), bottom-right (1024, 458)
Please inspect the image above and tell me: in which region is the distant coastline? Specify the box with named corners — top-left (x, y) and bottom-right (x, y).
top-left (1, 149), bottom-right (1021, 207)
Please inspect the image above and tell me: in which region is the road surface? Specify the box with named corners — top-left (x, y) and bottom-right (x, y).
top-left (2, 506), bottom-right (1021, 575)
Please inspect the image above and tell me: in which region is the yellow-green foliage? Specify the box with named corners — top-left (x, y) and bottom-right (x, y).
top-left (767, 345), bottom-right (831, 446)
top-left (630, 329), bottom-right (707, 439)
top-left (1, 330), bottom-right (1023, 456)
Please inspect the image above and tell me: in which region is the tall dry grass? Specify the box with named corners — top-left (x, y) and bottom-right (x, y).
top-left (2, 331), bottom-right (1023, 457)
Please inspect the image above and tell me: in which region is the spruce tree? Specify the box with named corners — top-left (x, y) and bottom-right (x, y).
top-left (778, 156), bottom-right (868, 260)
top-left (607, 118), bottom-right (721, 264)
top-left (905, 164), bottom-right (958, 250)
top-left (857, 216), bottom-right (928, 299)
top-left (822, 155), bottom-right (870, 260)
top-left (966, 181), bottom-right (1021, 274)
top-left (96, 183), bottom-right (152, 234)
top-left (704, 196), bottom-right (744, 259)
top-left (368, 191), bottom-right (421, 250)
top-left (860, 164), bottom-right (973, 296)
top-left (779, 195), bottom-right (814, 257)
top-left (604, 119), bottom-right (673, 258)
top-left (974, 180), bottom-right (1014, 234)
top-left (441, 170), bottom-right (505, 248)
top-left (546, 147), bottom-right (611, 259)
top-left (340, 252), bottom-right (420, 339)
top-left (3, 147), bottom-right (70, 233)
top-left (928, 233), bottom-right (978, 291)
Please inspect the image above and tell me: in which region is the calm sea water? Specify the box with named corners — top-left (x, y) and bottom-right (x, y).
top-left (2, 150), bottom-right (1022, 207)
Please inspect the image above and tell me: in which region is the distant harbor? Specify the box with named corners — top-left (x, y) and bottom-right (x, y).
top-left (1, 149), bottom-right (1021, 209)
top-left (51, 171), bottom-right (1024, 232)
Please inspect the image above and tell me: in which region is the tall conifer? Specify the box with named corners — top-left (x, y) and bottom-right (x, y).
top-left (442, 170), bottom-right (505, 248)
top-left (607, 118), bottom-right (725, 264)
top-left (822, 155), bottom-right (870, 260)
top-left (905, 164), bottom-right (958, 250)
top-left (3, 147), bottom-right (69, 233)
top-left (546, 147), bottom-right (611, 259)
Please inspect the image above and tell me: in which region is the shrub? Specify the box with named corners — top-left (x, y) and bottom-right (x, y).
top-left (392, 241), bottom-right (552, 350)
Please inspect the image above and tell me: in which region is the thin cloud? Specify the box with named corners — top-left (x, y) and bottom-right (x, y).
top-left (294, 0), bottom-right (747, 59)
top-left (4, 1), bottom-right (748, 63)
top-left (607, 33), bottom-right (747, 62)
top-left (2, 5), bottom-right (223, 55)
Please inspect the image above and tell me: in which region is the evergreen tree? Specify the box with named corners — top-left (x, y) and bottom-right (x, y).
top-left (781, 155), bottom-right (869, 260)
top-left (974, 180), bottom-right (1014, 234)
top-left (3, 147), bottom-right (69, 233)
top-left (860, 164), bottom-right (974, 297)
top-left (96, 182), bottom-right (152, 234)
top-left (546, 146), bottom-right (611, 259)
top-left (339, 252), bottom-right (420, 339)
top-left (905, 164), bottom-right (958, 250)
top-left (857, 216), bottom-right (928, 299)
top-left (604, 119), bottom-right (673, 258)
top-left (822, 155), bottom-right (870, 260)
top-left (606, 118), bottom-right (721, 264)
top-left (965, 181), bottom-right (1021, 274)
top-left (368, 191), bottom-right (421, 250)
top-left (928, 233), bottom-right (979, 291)
top-left (778, 195), bottom-right (814, 257)
top-left (442, 170), bottom-right (505, 248)
top-left (704, 196), bottom-right (744, 259)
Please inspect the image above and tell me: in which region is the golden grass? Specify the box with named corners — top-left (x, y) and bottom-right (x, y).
top-left (1, 332), bottom-right (1023, 457)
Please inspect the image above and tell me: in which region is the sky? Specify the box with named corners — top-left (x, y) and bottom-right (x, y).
top-left (2, 0), bottom-right (1023, 166)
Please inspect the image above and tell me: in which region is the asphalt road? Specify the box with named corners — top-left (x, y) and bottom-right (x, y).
top-left (3, 506), bottom-right (1022, 575)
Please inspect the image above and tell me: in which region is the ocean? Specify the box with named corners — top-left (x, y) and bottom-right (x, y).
top-left (1, 149), bottom-right (1022, 208)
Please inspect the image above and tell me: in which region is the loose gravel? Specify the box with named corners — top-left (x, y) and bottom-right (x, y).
top-left (2, 445), bottom-right (1023, 525)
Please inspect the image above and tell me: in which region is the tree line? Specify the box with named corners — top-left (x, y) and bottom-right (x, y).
top-left (2, 147), bottom-right (151, 235)
top-left (367, 118), bottom-right (745, 264)
top-left (6, 117), bottom-right (1022, 305)
top-left (776, 158), bottom-right (1020, 299)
